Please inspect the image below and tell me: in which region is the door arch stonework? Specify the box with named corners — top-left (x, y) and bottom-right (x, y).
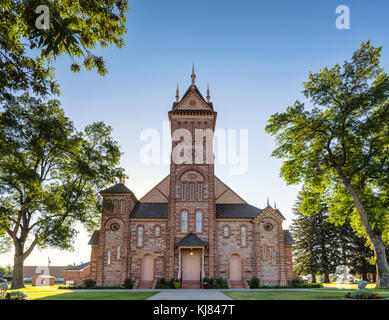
top-left (142, 254), bottom-right (154, 281)
top-left (229, 254), bottom-right (241, 281)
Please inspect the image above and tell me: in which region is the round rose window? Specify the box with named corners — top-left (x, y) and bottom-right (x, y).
top-left (110, 223), bottom-right (120, 232)
top-left (263, 223), bottom-right (273, 231)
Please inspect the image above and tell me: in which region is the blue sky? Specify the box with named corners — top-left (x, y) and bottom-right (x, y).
top-left (1, 0), bottom-right (389, 266)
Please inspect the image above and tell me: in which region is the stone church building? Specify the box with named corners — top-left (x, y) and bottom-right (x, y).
top-left (88, 69), bottom-right (294, 288)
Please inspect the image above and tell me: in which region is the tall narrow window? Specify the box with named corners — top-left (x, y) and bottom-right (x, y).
top-left (181, 211), bottom-right (188, 232)
top-left (196, 211), bottom-right (202, 233)
top-left (182, 184), bottom-right (186, 200)
top-left (241, 226), bottom-right (247, 246)
top-left (190, 184), bottom-right (194, 200)
top-left (137, 226), bottom-right (143, 246)
top-left (198, 184), bottom-right (202, 200)
top-left (263, 245), bottom-right (267, 259)
top-left (223, 226), bottom-right (229, 237)
top-left (117, 246), bottom-right (120, 259)
top-left (107, 250), bottom-right (111, 264)
top-left (272, 250), bottom-right (276, 263)
top-left (155, 225), bottom-right (160, 237)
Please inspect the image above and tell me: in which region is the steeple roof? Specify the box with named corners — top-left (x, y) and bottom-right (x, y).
top-left (100, 182), bottom-right (132, 194)
top-left (171, 66), bottom-right (215, 112)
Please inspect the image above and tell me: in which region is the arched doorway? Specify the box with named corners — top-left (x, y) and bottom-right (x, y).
top-left (229, 254), bottom-right (241, 281)
top-left (142, 254), bottom-right (154, 281)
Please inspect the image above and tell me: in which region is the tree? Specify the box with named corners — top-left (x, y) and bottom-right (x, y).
top-left (0, 94), bottom-right (124, 288)
top-left (291, 193), bottom-right (341, 283)
top-left (339, 222), bottom-right (376, 281)
top-left (0, 0), bottom-right (128, 102)
top-left (266, 41), bottom-right (389, 287)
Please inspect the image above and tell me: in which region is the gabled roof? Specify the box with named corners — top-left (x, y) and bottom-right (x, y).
top-left (100, 183), bottom-right (132, 194)
top-left (88, 230), bottom-right (99, 245)
top-left (284, 230), bottom-right (294, 245)
top-left (65, 262), bottom-right (90, 271)
top-left (130, 202), bottom-right (168, 219)
top-left (176, 232), bottom-right (207, 247)
top-left (172, 85), bottom-right (214, 111)
top-left (216, 203), bottom-right (262, 219)
top-left (139, 175), bottom-right (170, 203)
top-left (275, 208), bottom-right (286, 220)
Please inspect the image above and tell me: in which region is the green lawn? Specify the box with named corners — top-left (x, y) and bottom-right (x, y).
top-left (222, 291), bottom-right (389, 300)
top-left (30, 291), bottom-right (159, 300)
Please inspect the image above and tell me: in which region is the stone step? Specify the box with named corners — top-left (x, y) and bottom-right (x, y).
top-left (230, 280), bottom-right (245, 288)
top-left (139, 281), bottom-right (153, 289)
top-left (181, 280), bottom-right (201, 289)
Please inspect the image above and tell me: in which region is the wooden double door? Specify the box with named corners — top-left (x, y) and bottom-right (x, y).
top-left (182, 250), bottom-right (201, 281)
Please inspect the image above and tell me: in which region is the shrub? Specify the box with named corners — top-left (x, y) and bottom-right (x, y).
top-left (156, 278), bottom-right (169, 289)
top-left (291, 277), bottom-right (304, 287)
top-left (293, 283), bottom-right (323, 288)
top-left (202, 277), bottom-right (218, 288)
top-left (214, 277), bottom-right (228, 289)
top-left (173, 281), bottom-right (181, 289)
top-left (345, 289), bottom-right (380, 300)
top-left (83, 278), bottom-right (96, 288)
top-left (167, 278), bottom-right (177, 289)
top-left (249, 276), bottom-right (260, 289)
top-left (5, 291), bottom-right (28, 300)
top-left (123, 278), bottom-right (133, 289)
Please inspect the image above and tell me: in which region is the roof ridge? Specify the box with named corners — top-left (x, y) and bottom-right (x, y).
top-left (172, 84), bottom-right (214, 111)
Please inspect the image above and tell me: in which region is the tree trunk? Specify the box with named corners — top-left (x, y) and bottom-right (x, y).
top-left (11, 251), bottom-right (25, 289)
top-left (311, 274), bottom-right (316, 283)
top-left (324, 273), bottom-right (330, 283)
top-left (373, 273), bottom-right (377, 283)
top-left (337, 171), bottom-right (389, 287)
top-left (362, 273), bottom-right (368, 281)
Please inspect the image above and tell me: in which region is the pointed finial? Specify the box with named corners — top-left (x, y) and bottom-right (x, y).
top-left (191, 64), bottom-right (196, 88)
top-left (274, 200), bottom-right (277, 209)
top-left (267, 197), bottom-right (270, 206)
top-left (175, 84), bottom-right (180, 102)
top-left (206, 83), bottom-right (211, 103)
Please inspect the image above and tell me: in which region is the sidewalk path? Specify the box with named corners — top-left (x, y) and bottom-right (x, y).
top-left (147, 289), bottom-right (233, 300)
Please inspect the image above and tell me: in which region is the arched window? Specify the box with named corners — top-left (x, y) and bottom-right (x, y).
top-left (223, 226), bottom-right (229, 237)
top-left (195, 211), bottom-right (202, 233)
top-left (241, 226), bottom-right (247, 246)
top-left (107, 250), bottom-right (111, 264)
top-left (137, 226), bottom-right (144, 246)
top-left (155, 225), bottom-right (160, 237)
top-left (117, 246), bottom-right (120, 259)
top-left (181, 211), bottom-right (188, 232)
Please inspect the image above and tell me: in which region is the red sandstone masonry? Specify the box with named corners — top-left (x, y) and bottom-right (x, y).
top-left (89, 79), bottom-right (294, 286)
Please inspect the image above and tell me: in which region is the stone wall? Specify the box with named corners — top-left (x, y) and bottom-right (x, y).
top-left (215, 220), bottom-right (254, 281)
top-left (129, 220), bottom-right (167, 280)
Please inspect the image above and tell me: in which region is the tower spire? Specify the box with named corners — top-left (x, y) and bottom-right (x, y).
top-left (191, 64), bottom-right (196, 88)
top-left (206, 83), bottom-right (211, 102)
top-left (175, 83), bottom-right (180, 102)
top-left (274, 200), bottom-right (277, 209)
top-left (267, 197), bottom-right (270, 206)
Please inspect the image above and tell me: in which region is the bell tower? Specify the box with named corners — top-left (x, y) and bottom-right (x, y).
top-left (166, 67), bottom-right (218, 279)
